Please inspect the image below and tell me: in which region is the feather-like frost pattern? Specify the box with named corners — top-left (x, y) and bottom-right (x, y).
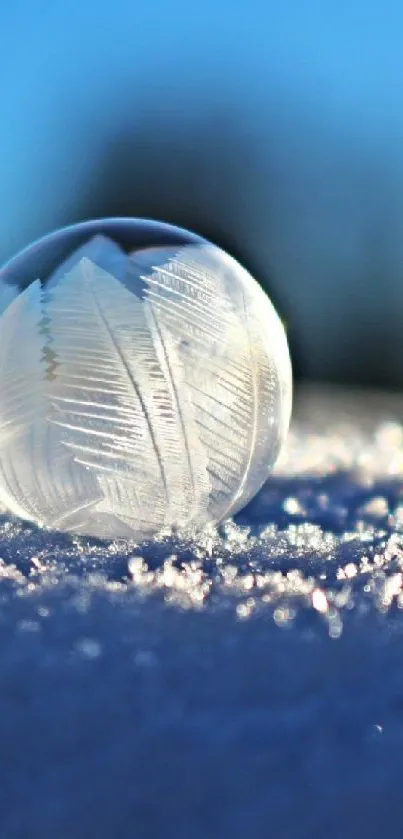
top-left (46, 258), bottom-right (209, 536)
top-left (47, 234), bottom-right (127, 289)
top-left (134, 245), bottom-right (290, 520)
top-left (0, 282), bottom-right (101, 527)
top-left (0, 235), bottom-right (291, 539)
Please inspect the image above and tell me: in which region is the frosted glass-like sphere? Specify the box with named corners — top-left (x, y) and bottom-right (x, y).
top-left (0, 218), bottom-right (292, 540)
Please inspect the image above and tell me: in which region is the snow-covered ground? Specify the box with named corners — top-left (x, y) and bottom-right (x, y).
top-left (1, 385), bottom-right (403, 838)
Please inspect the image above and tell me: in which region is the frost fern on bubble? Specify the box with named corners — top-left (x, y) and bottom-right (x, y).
top-left (0, 237), bottom-right (292, 540)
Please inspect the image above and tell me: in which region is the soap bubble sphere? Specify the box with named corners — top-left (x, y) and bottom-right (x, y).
top-left (0, 218), bottom-right (292, 541)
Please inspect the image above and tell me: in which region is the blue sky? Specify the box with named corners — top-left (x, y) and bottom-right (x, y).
top-left (1, 0), bottom-right (403, 384)
top-left (1, 0), bottom-right (402, 252)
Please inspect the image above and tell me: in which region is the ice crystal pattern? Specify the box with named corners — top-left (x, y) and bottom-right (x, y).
top-left (0, 236), bottom-right (292, 540)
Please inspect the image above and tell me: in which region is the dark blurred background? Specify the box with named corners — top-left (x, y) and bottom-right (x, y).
top-left (1, 0), bottom-right (402, 389)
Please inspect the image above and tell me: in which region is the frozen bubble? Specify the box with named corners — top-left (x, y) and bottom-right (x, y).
top-left (0, 218), bottom-right (292, 541)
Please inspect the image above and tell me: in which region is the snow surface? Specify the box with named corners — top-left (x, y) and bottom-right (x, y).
top-left (1, 384), bottom-right (403, 838)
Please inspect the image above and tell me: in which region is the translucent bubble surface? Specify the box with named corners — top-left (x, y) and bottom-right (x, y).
top-left (0, 219), bottom-right (292, 540)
